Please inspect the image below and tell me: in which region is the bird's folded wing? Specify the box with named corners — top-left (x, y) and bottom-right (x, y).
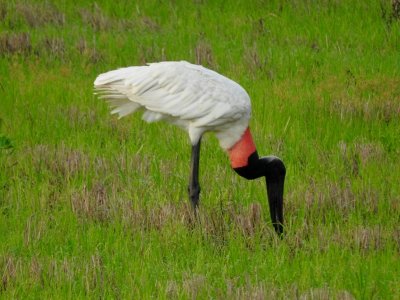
top-left (94, 61), bottom-right (251, 127)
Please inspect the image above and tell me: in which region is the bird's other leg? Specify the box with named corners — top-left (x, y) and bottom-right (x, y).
top-left (188, 139), bottom-right (201, 211)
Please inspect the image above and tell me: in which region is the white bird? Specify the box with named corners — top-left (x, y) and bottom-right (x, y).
top-left (94, 61), bottom-right (286, 235)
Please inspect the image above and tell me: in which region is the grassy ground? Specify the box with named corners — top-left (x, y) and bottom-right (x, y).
top-left (1, 0), bottom-right (399, 298)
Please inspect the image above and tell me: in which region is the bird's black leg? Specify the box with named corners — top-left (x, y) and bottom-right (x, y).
top-left (188, 139), bottom-right (201, 210)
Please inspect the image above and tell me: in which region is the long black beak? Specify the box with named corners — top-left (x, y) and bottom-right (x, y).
top-left (263, 156), bottom-right (286, 236)
top-left (233, 153), bottom-right (286, 236)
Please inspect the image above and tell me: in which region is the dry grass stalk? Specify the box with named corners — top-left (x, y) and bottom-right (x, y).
top-left (353, 226), bottom-right (384, 252)
top-left (244, 44), bottom-right (269, 78)
top-left (165, 280), bottom-right (179, 298)
top-left (84, 254), bottom-right (104, 294)
top-left (40, 37), bottom-right (65, 58)
top-left (0, 2), bottom-right (7, 21)
top-left (393, 0), bottom-right (400, 19)
top-left (29, 257), bottom-right (43, 286)
top-left (139, 16), bottom-right (160, 31)
top-left (393, 227), bottom-right (400, 253)
top-left (136, 44), bottom-right (165, 64)
top-left (76, 38), bottom-right (102, 63)
top-left (30, 144), bottom-right (90, 179)
top-left (233, 202), bottom-right (262, 238)
top-left (305, 179), bottom-right (355, 220)
top-left (354, 141), bottom-right (385, 166)
top-left (45, 258), bottom-right (76, 284)
top-left (63, 105), bottom-right (98, 128)
top-left (195, 39), bottom-right (214, 67)
top-left (80, 4), bottom-right (111, 31)
top-left (182, 273), bottom-right (206, 299)
top-left (1, 255), bottom-right (20, 291)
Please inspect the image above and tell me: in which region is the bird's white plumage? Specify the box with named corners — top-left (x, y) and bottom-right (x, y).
top-left (94, 61), bottom-right (251, 149)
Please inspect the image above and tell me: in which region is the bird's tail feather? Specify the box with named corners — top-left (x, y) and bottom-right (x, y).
top-left (94, 66), bottom-right (165, 121)
top-left (94, 66), bottom-right (144, 119)
top-left (94, 83), bottom-right (141, 119)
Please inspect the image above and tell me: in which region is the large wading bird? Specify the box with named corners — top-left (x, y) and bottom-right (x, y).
top-left (94, 61), bottom-right (286, 235)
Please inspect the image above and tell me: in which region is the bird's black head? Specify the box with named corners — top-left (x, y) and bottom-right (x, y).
top-left (233, 151), bottom-right (286, 236)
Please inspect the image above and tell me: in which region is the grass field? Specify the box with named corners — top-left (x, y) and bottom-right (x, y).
top-left (1, 0), bottom-right (400, 298)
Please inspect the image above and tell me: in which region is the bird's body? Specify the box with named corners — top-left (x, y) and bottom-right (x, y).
top-left (94, 61), bottom-right (250, 150)
top-left (94, 61), bottom-right (286, 235)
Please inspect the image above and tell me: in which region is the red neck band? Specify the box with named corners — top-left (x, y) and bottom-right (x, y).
top-left (228, 127), bottom-right (256, 168)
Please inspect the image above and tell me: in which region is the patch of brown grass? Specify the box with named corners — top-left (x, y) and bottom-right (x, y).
top-left (165, 280), bottom-right (179, 298)
top-left (44, 258), bottom-right (75, 285)
top-left (138, 16), bottom-right (160, 31)
top-left (182, 273), bottom-right (207, 299)
top-left (194, 201), bottom-right (280, 249)
top-left (354, 141), bottom-right (385, 167)
top-left (124, 202), bottom-right (193, 231)
top-left (62, 105), bottom-right (98, 128)
top-left (231, 202), bottom-right (263, 238)
top-left (84, 254), bottom-right (105, 294)
top-left (76, 38), bottom-right (102, 63)
top-left (117, 15), bottom-right (160, 33)
top-left (80, 4), bottom-right (112, 31)
top-left (244, 44), bottom-right (264, 75)
top-left (224, 282), bottom-right (347, 300)
top-left (0, 32), bottom-right (31, 55)
top-left (232, 283), bottom-right (270, 300)
top-left (393, 227), bottom-right (400, 253)
top-left (16, 2), bottom-right (65, 27)
top-left (287, 221), bottom-right (394, 255)
top-left (294, 179), bottom-right (390, 250)
top-left (29, 144), bottom-right (90, 180)
top-left (338, 141), bottom-right (360, 177)
top-left (29, 257), bottom-right (43, 287)
top-left (243, 44), bottom-right (273, 79)
top-left (70, 193), bottom-right (275, 243)
top-left (23, 214), bottom-right (47, 247)
top-left (0, 2), bottom-right (7, 21)
top-left (315, 224), bottom-right (393, 254)
top-left (305, 179), bottom-right (356, 220)
top-left (79, 3), bottom-right (159, 34)
top-left (393, 0), bottom-right (400, 19)
top-left (229, 281), bottom-right (287, 299)
top-left (138, 44), bottom-right (166, 65)
top-left (286, 221), bottom-right (313, 253)
top-left (71, 181), bottom-right (111, 222)
top-left (38, 37), bottom-right (65, 58)
top-left (339, 139), bottom-right (386, 175)
top-left (300, 287), bottom-right (355, 300)
top-left (252, 18), bottom-right (268, 37)
top-left (352, 226), bottom-right (384, 252)
top-left (195, 38), bottom-right (215, 68)
top-left (0, 255), bottom-right (20, 292)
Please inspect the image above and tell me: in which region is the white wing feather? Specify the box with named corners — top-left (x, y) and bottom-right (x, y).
top-left (94, 61), bottom-right (251, 149)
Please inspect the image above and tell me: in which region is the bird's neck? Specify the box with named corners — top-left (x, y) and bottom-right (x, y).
top-left (228, 127), bottom-right (257, 168)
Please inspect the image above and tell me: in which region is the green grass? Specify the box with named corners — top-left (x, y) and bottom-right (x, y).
top-left (1, 0), bottom-right (399, 298)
